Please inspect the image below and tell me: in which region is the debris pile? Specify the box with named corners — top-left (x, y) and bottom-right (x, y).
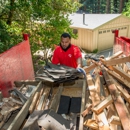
top-left (82, 51), bottom-right (130, 130)
top-left (1, 50), bottom-right (130, 130)
top-left (0, 84), bottom-right (36, 130)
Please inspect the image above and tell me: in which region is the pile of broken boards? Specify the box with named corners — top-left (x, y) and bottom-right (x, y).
top-left (82, 51), bottom-right (130, 130)
top-left (0, 83), bottom-right (37, 130)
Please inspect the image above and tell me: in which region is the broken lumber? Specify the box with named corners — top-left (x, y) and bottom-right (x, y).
top-left (49, 84), bottom-right (63, 112)
top-left (102, 55), bottom-right (130, 66)
top-left (110, 77), bottom-right (130, 104)
top-left (101, 67), bottom-right (130, 130)
top-left (109, 66), bottom-right (130, 82)
top-left (86, 73), bottom-right (110, 130)
top-left (83, 63), bottom-right (97, 73)
top-left (29, 92), bottom-right (40, 114)
top-left (107, 69), bottom-right (130, 89)
top-left (106, 51), bottom-right (123, 60)
top-left (108, 116), bottom-right (121, 125)
top-left (92, 95), bottom-right (113, 114)
top-left (79, 80), bottom-right (87, 130)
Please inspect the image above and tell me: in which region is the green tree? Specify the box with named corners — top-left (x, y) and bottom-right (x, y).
top-left (123, 0), bottom-right (130, 17)
top-left (0, 0), bottom-right (81, 56)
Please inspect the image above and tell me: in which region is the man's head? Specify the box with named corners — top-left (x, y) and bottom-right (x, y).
top-left (60, 33), bottom-right (71, 50)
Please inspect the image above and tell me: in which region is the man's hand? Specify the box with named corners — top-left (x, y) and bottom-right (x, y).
top-left (76, 67), bottom-right (86, 78)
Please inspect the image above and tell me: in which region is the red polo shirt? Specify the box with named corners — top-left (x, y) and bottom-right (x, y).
top-left (52, 44), bottom-right (82, 68)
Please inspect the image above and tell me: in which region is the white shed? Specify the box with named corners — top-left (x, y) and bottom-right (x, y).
top-left (69, 13), bottom-right (130, 52)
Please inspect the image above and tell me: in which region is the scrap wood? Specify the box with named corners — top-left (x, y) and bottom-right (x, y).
top-left (110, 76), bottom-right (130, 104)
top-left (29, 92), bottom-right (40, 114)
top-left (108, 66), bottom-right (130, 82)
top-left (84, 119), bottom-right (98, 129)
top-left (79, 80), bottom-right (87, 130)
top-left (122, 63), bottom-right (130, 73)
top-left (86, 73), bottom-right (110, 130)
top-left (36, 87), bottom-right (44, 109)
top-left (8, 81), bottom-right (43, 130)
top-left (108, 116), bottom-right (121, 125)
top-left (92, 95), bottom-right (113, 114)
top-left (106, 51), bottom-right (123, 60)
top-left (41, 87), bottom-right (51, 110)
top-left (107, 69), bottom-right (130, 89)
top-left (83, 63), bottom-right (97, 73)
top-left (81, 104), bottom-right (92, 117)
top-left (100, 55), bottom-right (130, 66)
top-left (49, 84), bottom-right (63, 112)
top-left (37, 87), bottom-right (51, 111)
top-left (101, 67), bottom-right (130, 130)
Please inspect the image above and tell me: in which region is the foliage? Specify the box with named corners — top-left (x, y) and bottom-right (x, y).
top-left (123, 0), bottom-right (130, 17)
top-left (79, 0), bottom-right (128, 14)
top-left (92, 49), bottom-right (98, 53)
top-left (0, 20), bottom-right (22, 53)
top-left (0, 0), bottom-right (81, 57)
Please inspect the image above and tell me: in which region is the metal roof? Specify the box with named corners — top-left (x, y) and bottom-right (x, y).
top-left (69, 13), bottom-right (121, 30)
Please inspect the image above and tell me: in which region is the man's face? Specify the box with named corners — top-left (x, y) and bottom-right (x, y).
top-left (60, 37), bottom-right (71, 49)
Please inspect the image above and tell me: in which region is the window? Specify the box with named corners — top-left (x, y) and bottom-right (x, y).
top-left (99, 31), bottom-right (102, 34)
top-left (73, 29), bottom-right (78, 34)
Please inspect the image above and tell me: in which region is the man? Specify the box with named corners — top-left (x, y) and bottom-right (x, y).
top-left (52, 33), bottom-right (82, 68)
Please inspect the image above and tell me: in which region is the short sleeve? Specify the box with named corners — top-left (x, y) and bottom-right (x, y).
top-left (73, 46), bottom-right (82, 59)
top-left (51, 49), bottom-right (59, 64)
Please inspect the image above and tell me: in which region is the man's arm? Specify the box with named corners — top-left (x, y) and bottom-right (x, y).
top-left (77, 57), bottom-right (82, 68)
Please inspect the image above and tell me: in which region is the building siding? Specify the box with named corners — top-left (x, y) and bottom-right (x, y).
top-left (71, 15), bottom-right (130, 52)
top-left (71, 28), bottom-right (93, 51)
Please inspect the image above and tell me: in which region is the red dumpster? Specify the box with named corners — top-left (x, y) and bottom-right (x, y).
top-left (0, 34), bottom-right (34, 97)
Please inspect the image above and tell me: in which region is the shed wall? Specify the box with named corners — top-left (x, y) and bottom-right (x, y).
top-left (97, 16), bottom-right (130, 51)
top-left (71, 16), bottom-right (130, 52)
top-left (71, 28), bottom-right (93, 51)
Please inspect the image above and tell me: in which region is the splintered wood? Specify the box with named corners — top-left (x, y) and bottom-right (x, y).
top-left (83, 51), bottom-right (130, 130)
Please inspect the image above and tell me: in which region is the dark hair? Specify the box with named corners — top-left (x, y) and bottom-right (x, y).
top-left (61, 33), bottom-right (71, 39)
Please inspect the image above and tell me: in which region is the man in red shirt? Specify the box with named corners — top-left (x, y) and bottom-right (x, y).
top-left (52, 33), bottom-right (82, 68)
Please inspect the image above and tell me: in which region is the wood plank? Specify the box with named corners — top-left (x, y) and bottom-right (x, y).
top-left (8, 81), bottom-right (43, 130)
top-left (101, 67), bottom-right (130, 130)
top-left (86, 73), bottom-right (100, 106)
top-left (49, 84), bottom-right (63, 112)
top-left (110, 77), bottom-right (130, 104)
top-left (84, 119), bottom-right (98, 129)
top-left (109, 66), bottom-right (130, 82)
top-left (83, 63), bottom-right (97, 73)
top-left (107, 69), bottom-right (130, 89)
top-left (86, 73), bottom-right (110, 130)
top-left (122, 63), bottom-right (129, 73)
top-left (29, 92), bottom-right (40, 114)
top-left (79, 80), bottom-right (86, 130)
top-left (106, 51), bottom-right (123, 60)
top-left (41, 87), bottom-right (51, 110)
top-left (93, 95), bottom-right (113, 114)
top-left (108, 116), bottom-right (121, 125)
top-left (102, 56), bottom-right (130, 66)
top-left (81, 104), bottom-right (92, 117)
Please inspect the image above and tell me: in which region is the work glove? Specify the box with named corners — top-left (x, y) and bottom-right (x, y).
top-left (76, 67), bottom-right (86, 78)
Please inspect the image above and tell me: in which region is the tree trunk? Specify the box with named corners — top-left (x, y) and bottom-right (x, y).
top-left (106, 0), bottom-right (110, 13)
top-left (6, 0), bottom-right (15, 25)
top-left (119, 0), bottom-right (124, 13)
top-left (97, 0), bottom-right (100, 13)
